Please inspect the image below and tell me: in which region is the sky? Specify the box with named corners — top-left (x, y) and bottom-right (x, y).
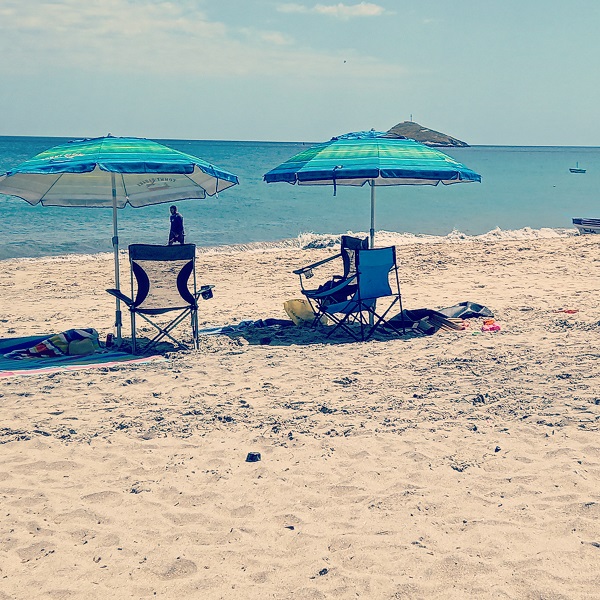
top-left (0, 0), bottom-right (599, 145)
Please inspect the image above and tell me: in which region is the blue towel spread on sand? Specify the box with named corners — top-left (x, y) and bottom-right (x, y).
top-left (197, 318), bottom-right (295, 336)
top-left (0, 334), bottom-right (166, 378)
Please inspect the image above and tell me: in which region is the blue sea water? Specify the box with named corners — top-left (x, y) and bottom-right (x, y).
top-left (0, 135), bottom-right (598, 260)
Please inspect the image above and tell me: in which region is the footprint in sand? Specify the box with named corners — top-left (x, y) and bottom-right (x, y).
top-left (230, 504), bottom-right (256, 518)
top-left (81, 490), bottom-right (123, 505)
top-left (56, 507), bottom-right (108, 525)
top-left (154, 558), bottom-right (198, 579)
top-left (17, 541), bottom-right (56, 562)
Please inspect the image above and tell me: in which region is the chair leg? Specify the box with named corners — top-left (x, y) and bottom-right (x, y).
top-left (131, 312), bottom-right (137, 354)
top-left (325, 311), bottom-right (364, 341)
top-left (191, 309), bottom-right (199, 350)
top-left (302, 296), bottom-right (328, 330)
top-left (327, 298), bottom-right (403, 342)
top-left (311, 306), bottom-right (330, 329)
top-left (134, 310), bottom-right (193, 353)
top-left (364, 297), bottom-right (401, 340)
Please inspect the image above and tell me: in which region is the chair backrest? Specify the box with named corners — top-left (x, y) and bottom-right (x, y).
top-left (355, 247), bottom-right (396, 300)
top-left (129, 244), bottom-right (197, 310)
top-left (341, 235), bottom-right (369, 279)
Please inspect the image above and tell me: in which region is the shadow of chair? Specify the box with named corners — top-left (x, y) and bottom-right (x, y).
top-left (107, 244), bottom-right (213, 353)
top-left (304, 246), bottom-right (404, 341)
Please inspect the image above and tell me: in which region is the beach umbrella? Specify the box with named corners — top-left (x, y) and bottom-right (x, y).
top-left (0, 135), bottom-right (239, 344)
top-left (263, 130), bottom-right (481, 247)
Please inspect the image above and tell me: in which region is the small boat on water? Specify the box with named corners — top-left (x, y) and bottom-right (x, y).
top-left (570, 162), bottom-right (586, 173)
top-left (572, 218), bottom-right (600, 234)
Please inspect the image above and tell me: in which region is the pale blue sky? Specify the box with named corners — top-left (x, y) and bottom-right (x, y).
top-left (0, 0), bottom-right (598, 145)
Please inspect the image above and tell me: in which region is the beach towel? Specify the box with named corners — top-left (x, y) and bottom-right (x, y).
top-left (196, 318), bottom-right (296, 336)
top-left (0, 334), bottom-right (167, 378)
top-left (4, 328), bottom-right (101, 359)
top-left (389, 309), bottom-right (466, 336)
top-left (437, 301), bottom-right (493, 319)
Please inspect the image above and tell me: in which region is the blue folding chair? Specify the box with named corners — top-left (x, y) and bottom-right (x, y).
top-left (306, 246), bottom-right (404, 341)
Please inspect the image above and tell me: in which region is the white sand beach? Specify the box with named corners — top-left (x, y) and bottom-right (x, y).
top-left (1, 235), bottom-right (600, 599)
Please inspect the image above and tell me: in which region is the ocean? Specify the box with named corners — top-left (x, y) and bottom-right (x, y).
top-left (0, 136), bottom-right (598, 260)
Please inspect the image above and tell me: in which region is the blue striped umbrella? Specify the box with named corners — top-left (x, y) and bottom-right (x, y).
top-left (0, 135), bottom-right (239, 344)
top-left (264, 130), bottom-right (481, 246)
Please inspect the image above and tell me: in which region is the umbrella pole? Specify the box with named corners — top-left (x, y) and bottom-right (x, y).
top-left (369, 180), bottom-right (376, 327)
top-left (111, 173), bottom-right (122, 346)
top-left (369, 180), bottom-right (376, 248)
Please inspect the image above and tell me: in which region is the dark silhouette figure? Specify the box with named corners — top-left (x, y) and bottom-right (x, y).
top-left (168, 205), bottom-right (185, 245)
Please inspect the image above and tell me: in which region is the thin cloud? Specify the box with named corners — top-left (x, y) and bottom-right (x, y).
top-left (278, 2), bottom-right (385, 18)
top-left (277, 3), bottom-right (309, 13)
top-left (257, 31), bottom-right (293, 46)
top-left (0, 0), bottom-right (400, 79)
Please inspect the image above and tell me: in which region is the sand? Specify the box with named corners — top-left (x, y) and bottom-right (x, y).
top-left (1, 235), bottom-right (600, 599)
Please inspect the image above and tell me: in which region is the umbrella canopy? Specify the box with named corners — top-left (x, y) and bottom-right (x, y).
top-left (0, 135), bottom-right (239, 345)
top-left (263, 130), bottom-right (481, 246)
top-left (0, 135), bottom-right (239, 206)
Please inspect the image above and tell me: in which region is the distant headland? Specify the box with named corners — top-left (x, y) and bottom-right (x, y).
top-left (384, 121), bottom-right (469, 147)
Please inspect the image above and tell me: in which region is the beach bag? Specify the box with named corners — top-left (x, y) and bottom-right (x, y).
top-left (283, 299), bottom-right (329, 326)
top-left (68, 337), bottom-right (98, 356)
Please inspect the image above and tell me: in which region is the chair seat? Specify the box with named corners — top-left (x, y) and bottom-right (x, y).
top-left (324, 295), bottom-right (376, 315)
top-left (134, 304), bottom-right (196, 315)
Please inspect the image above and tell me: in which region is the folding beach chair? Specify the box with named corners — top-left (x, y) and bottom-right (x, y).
top-left (106, 244), bottom-right (214, 353)
top-left (306, 246), bottom-right (404, 341)
top-left (293, 235), bottom-right (369, 324)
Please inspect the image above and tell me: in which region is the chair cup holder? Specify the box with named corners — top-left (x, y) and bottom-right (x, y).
top-left (201, 288), bottom-right (214, 300)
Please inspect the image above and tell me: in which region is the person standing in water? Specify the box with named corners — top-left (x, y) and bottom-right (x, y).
top-left (168, 205), bottom-right (185, 245)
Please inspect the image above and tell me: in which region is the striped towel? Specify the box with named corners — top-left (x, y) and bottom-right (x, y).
top-left (4, 328), bottom-right (100, 359)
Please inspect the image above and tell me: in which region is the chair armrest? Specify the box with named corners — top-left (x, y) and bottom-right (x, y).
top-left (106, 288), bottom-right (134, 306)
top-left (303, 275), bottom-right (357, 299)
top-left (293, 253), bottom-right (341, 275)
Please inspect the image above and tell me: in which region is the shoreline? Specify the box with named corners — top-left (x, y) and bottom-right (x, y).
top-left (0, 225), bottom-right (580, 263)
top-left (2, 134), bottom-right (600, 147)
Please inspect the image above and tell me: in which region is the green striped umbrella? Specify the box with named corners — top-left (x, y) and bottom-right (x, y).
top-left (264, 130), bottom-right (481, 247)
top-left (0, 135), bottom-right (239, 344)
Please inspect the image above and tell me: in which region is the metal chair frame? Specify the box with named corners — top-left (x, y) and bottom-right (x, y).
top-left (304, 246), bottom-right (405, 341)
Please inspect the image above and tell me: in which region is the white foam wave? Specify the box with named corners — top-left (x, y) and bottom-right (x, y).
top-left (198, 226), bottom-right (578, 255)
top-left (298, 226), bottom-right (578, 249)
top-left (3, 251), bottom-right (116, 265)
top-left (0, 227), bottom-right (581, 263)
top-left (196, 238), bottom-right (302, 254)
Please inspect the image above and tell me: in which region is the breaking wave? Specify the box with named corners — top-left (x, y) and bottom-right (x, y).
top-left (197, 226), bottom-right (578, 254)
top-left (1, 226), bottom-right (581, 263)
